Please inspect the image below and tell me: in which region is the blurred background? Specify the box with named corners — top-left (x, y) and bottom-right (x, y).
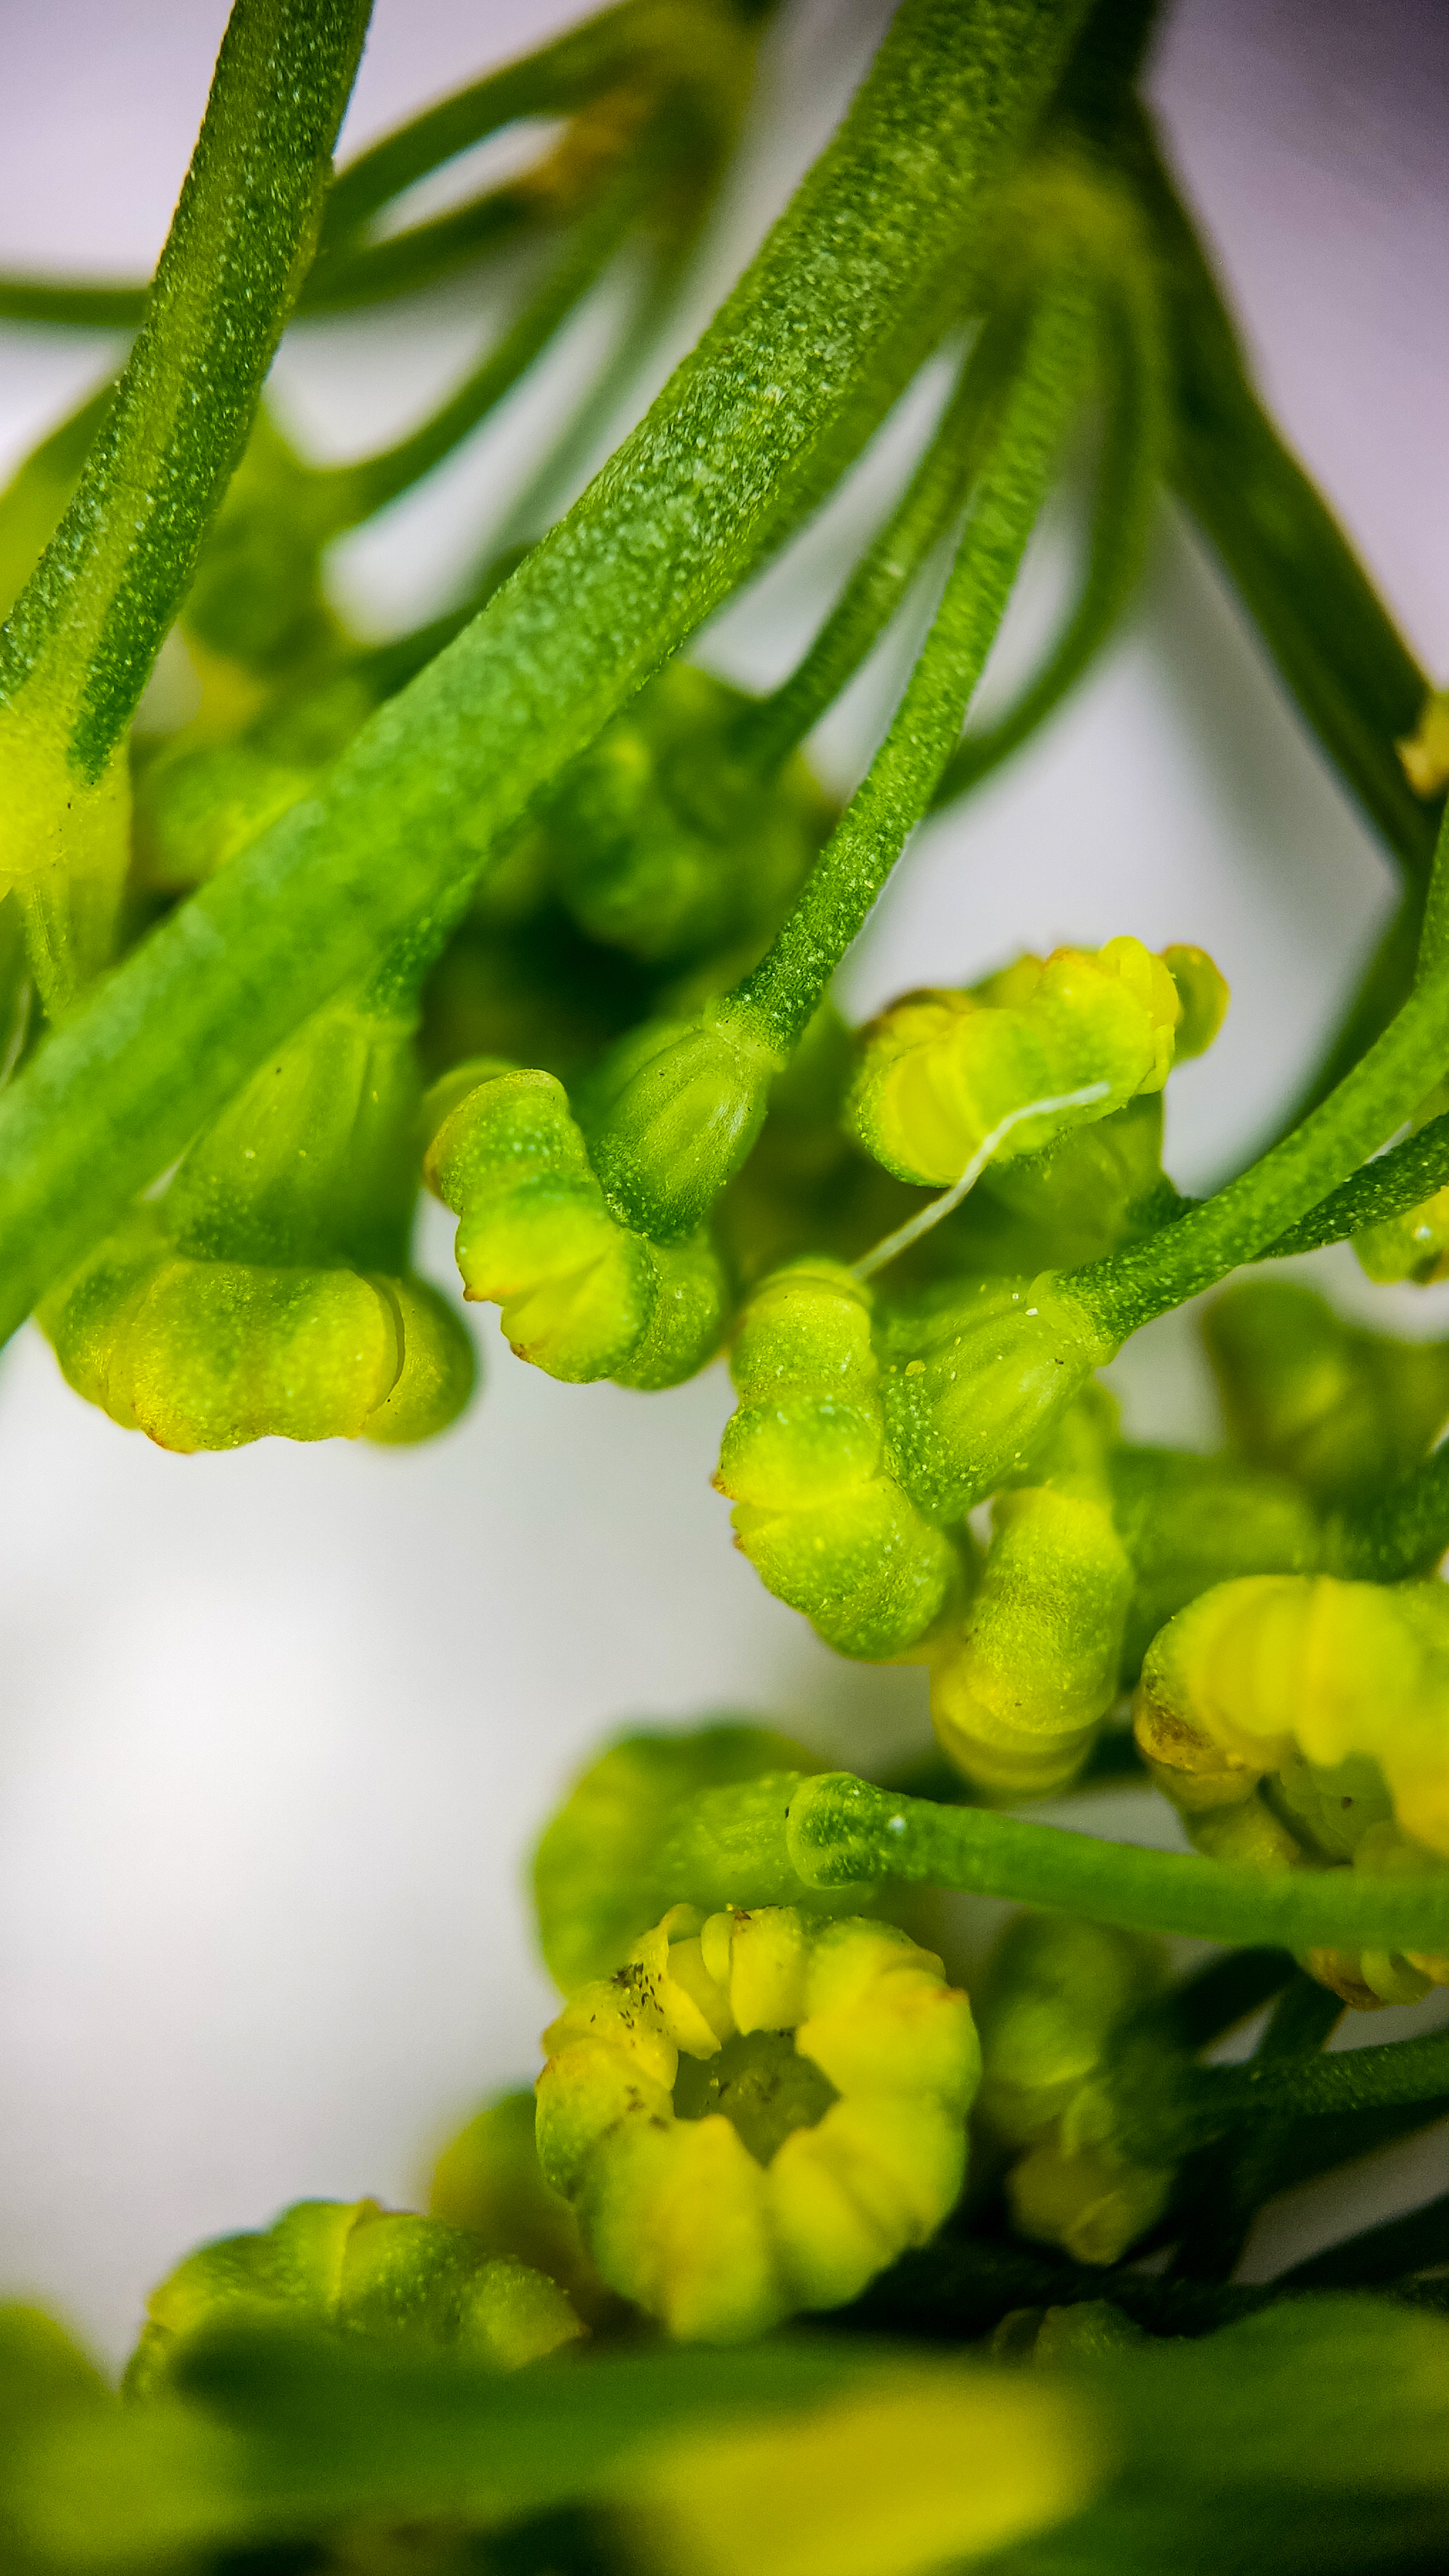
top-left (0, 0), bottom-right (1446, 2362)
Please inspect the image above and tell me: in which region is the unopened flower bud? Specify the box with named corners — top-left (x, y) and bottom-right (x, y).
top-left (426, 1063), bottom-right (725, 1387)
top-left (1202, 1278), bottom-right (1449, 1505)
top-left (849, 937), bottom-right (1223, 1189)
top-left (1107, 1443), bottom-right (1325, 1681)
top-left (715, 1261), bottom-right (966, 1657)
top-left (584, 999), bottom-right (786, 1241)
top-left (529, 663), bottom-right (828, 969)
top-left (876, 1275), bottom-right (1115, 1523)
top-left (124, 2196), bottom-right (584, 2397)
top-left (1135, 1574), bottom-right (1449, 2004)
top-left (930, 1391), bottom-right (1132, 1798)
top-left (535, 1906), bottom-right (978, 2340)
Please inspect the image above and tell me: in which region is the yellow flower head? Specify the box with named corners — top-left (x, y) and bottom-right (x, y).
top-left (848, 937), bottom-right (1226, 1189)
top-left (535, 1904), bottom-right (979, 2341)
top-left (1135, 1574), bottom-right (1449, 2005)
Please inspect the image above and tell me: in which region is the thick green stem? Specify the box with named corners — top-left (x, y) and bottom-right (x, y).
top-left (781, 1772), bottom-right (1449, 1957)
top-left (1260, 1106), bottom-right (1449, 1258)
top-left (1186, 2028), bottom-right (1449, 2132)
top-left (1068, 812), bottom-right (1449, 1344)
top-left (732, 278), bottom-right (1094, 1053)
top-left (0, 0), bottom-right (1090, 1339)
top-left (0, 0), bottom-right (372, 1011)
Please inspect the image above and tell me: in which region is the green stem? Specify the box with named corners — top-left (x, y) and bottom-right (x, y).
top-left (1277, 2191), bottom-right (1449, 2291)
top-left (1185, 2027), bottom-right (1449, 2133)
top-left (0, 0), bottom-right (1089, 1338)
top-left (1167, 1973), bottom-right (1343, 2284)
top-left (733, 278), bottom-right (1094, 1053)
top-left (930, 254), bottom-right (1164, 806)
top-left (0, 0), bottom-right (372, 1011)
top-left (732, 329), bottom-right (1001, 776)
top-left (304, 163), bottom-right (654, 535)
top-left (1260, 1107), bottom-right (1449, 1258)
top-left (1068, 813), bottom-right (1449, 1343)
top-left (780, 1771), bottom-right (1449, 1957)
top-left (1124, 101), bottom-right (1442, 885)
top-left (833, 2231), bottom-right (1275, 2342)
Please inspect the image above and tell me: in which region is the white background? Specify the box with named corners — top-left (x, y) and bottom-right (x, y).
top-left (1, 0), bottom-right (1447, 2362)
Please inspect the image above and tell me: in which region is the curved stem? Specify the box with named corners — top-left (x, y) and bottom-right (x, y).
top-left (1068, 809), bottom-right (1449, 1345)
top-left (0, 0), bottom-right (1089, 1338)
top-left (303, 165), bottom-right (651, 535)
top-left (930, 254), bottom-right (1164, 807)
top-left (1123, 100), bottom-right (1442, 887)
top-left (730, 328), bottom-right (1000, 777)
top-left (732, 277), bottom-right (1094, 1053)
top-left (1259, 1107), bottom-right (1449, 1259)
top-left (781, 1771), bottom-right (1449, 1958)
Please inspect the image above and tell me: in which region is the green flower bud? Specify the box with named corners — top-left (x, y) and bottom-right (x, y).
top-left (535, 1905), bottom-right (979, 2340)
top-left (975, 1914), bottom-right (1171, 2268)
top-left (1161, 943), bottom-right (1230, 1059)
top-left (526, 663), bottom-right (830, 969)
top-left (849, 937), bottom-right (1223, 1189)
top-left (715, 1260), bottom-right (966, 1658)
top-left (583, 999), bottom-right (786, 1243)
top-left (533, 1722), bottom-right (826, 1994)
top-left (429, 2088), bottom-right (619, 2328)
top-left (1107, 1444), bottom-right (1327, 1682)
top-left (990, 2299), bottom-right (1144, 2363)
top-left (875, 1276), bottom-right (1115, 1523)
top-left (1202, 1278), bottom-right (1449, 1505)
top-left (964, 1092), bottom-right (1183, 1273)
top-left (1397, 684), bottom-right (1449, 798)
top-left (183, 405), bottom-right (337, 682)
top-left (40, 987), bottom-right (475, 1453)
top-left (426, 1064), bottom-right (725, 1387)
top-left (929, 1392), bottom-right (1132, 1799)
top-left (133, 667), bottom-right (375, 890)
top-left (1134, 1575), bottom-right (1449, 2004)
top-left (124, 2197), bottom-right (584, 2397)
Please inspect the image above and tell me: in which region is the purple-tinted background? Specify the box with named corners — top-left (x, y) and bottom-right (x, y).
top-left (0, 0), bottom-right (1445, 2359)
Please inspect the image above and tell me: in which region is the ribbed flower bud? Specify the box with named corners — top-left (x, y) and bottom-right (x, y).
top-left (534, 1905), bottom-right (978, 2341)
top-left (526, 663), bottom-right (829, 969)
top-left (124, 2197), bottom-right (584, 2397)
top-left (583, 999), bottom-right (786, 1242)
top-left (715, 1260), bottom-right (967, 1658)
top-left (848, 937), bottom-right (1226, 1189)
top-left (929, 1389), bottom-right (1132, 1798)
top-left (976, 1914), bottom-right (1172, 2266)
top-left (875, 1276), bottom-right (1115, 1524)
top-left (1203, 1278), bottom-right (1449, 1505)
top-left (41, 989), bottom-right (475, 1453)
top-left (426, 1062), bottom-right (725, 1387)
top-left (1135, 1574), bottom-right (1449, 2005)
top-left (429, 2088), bottom-right (618, 2327)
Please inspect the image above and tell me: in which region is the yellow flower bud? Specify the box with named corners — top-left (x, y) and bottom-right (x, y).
top-left (426, 1064), bottom-right (725, 1387)
top-left (1135, 1574), bottom-right (1449, 2004)
top-left (715, 1261), bottom-right (967, 1657)
top-left (124, 2197), bottom-right (584, 2397)
top-left (1202, 1278), bottom-right (1449, 1504)
top-left (1397, 685), bottom-right (1449, 798)
top-left (929, 1390), bottom-right (1132, 1797)
top-left (876, 1275), bottom-right (1114, 1523)
top-left (848, 937), bottom-right (1221, 1189)
top-left (534, 1905), bottom-right (979, 2341)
